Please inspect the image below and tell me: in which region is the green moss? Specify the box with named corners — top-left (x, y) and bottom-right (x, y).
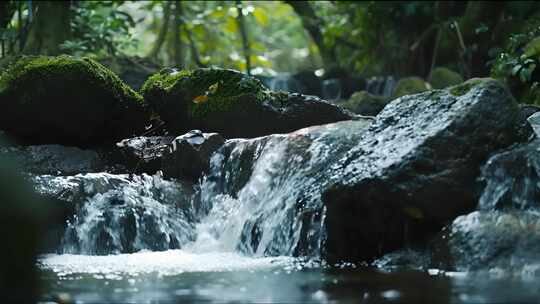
top-left (392, 77), bottom-right (431, 98)
top-left (0, 55), bottom-right (148, 145)
top-left (428, 67), bottom-right (464, 89)
top-left (0, 55), bottom-right (143, 105)
top-left (449, 78), bottom-right (485, 96)
top-left (341, 91), bottom-right (390, 116)
top-left (142, 68), bottom-right (270, 118)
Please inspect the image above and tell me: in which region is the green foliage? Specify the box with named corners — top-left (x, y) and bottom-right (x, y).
top-left (60, 1), bottom-right (137, 57)
top-left (490, 17), bottom-right (540, 104)
top-left (315, 1), bottom-right (435, 74)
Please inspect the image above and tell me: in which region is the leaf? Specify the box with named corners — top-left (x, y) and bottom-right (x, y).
top-left (253, 7), bottom-right (268, 26)
top-left (512, 64), bottom-right (522, 76)
top-left (193, 95), bottom-right (209, 104)
top-left (225, 17), bottom-right (238, 33)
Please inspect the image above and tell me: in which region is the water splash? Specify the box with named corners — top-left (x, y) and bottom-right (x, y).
top-left (32, 173), bottom-right (196, 255)
top-left (187, 120), bottom-right (371, 257)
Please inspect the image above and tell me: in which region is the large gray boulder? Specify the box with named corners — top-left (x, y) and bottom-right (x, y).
top-left (323, 78), bottom-right (519, 262)
top-left (440, 210), bottom-right (540, 271)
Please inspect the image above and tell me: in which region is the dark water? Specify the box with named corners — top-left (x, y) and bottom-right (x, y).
top-left (38, 251), bottom-right (540, 304)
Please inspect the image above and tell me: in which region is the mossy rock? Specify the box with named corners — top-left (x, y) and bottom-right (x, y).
top-left (0, 55), bottom-right (149, 146)
top-left (428, 67), bottom-right (464, 89)
top-left (448, 78), bottom-right (489, 97)
top-left (141, 68), bottom-right (352, 138)
top-left (340, 91), bottom-right (391, 116)
top-left (392, 77), bottom-right (431, 98)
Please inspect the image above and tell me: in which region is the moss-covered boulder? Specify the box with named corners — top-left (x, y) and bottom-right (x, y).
top-left (428, 67), bottom-right (464, 89)
top-left (0, 55), bottom-right (149, 147)
top-left (141, 68), bottom-right (352, 138)
top-left (340, 91), bottom-right (391, 116)
top-left (392, 77), bottom-right (431, 98)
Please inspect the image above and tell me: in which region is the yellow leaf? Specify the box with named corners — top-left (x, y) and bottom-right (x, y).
top-left (253, 8), bottom-right (268, 26)
top-left (193, 95), bottom-right (209, 104)
top-left (225, 17), bottom-right (238, 33)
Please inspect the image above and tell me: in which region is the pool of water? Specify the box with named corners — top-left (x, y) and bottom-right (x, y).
top-left (38, 250), bottom-right (540, 303)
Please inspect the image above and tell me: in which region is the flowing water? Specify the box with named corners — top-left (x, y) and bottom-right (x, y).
top-left (36, 124), bottom-right (540, 303)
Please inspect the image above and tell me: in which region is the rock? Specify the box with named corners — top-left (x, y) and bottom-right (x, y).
top-left (477, 139), bottom-right (540, 211)
top-left (184, 78), bottom-right (517, 262)
top-left (31, 173), bottom-right (196, 255)
top-left (322, 67), bottom-right (366, 99)
top-left (322, 78), bottom-right (519, 262)
top-left (141, 68), bottom-right (352, 138)
top-left (0, 55), bottom-right (149, 147)
top-left (162, 130), bottom-right (225, 181)
top-left (339, 91), bottom-right (391, 116)
top-left (98, 55), bottom-right (160, 91)
top-left (0, 144), bottom-right (105, 175)
top-left (428, 67), bottom-right (464, 89)
top-left (439, 210), bottom-right (540, 271)
top-left (115, 136), bottom-right (175, 174)
top-left (292, 70), bottom-right (322, 96)
top-left (392, 76), bottom-right (431, 98)
top-left (525, 105), bottom-right (540, 139)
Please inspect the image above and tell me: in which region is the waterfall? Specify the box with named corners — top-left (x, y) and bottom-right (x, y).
top-left (33, 173), bottom-right (196, 255)
top-left (187, 120), bottom-right (370, 257)
top-left (366, 76), bottom-right (397, 97)
top-left (34, 120), bottom-right (371, 258)
top-left (266, 74), bottom-right (304, 93)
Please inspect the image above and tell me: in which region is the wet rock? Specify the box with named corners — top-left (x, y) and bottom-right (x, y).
top-left (0, 144), bottom-right (105, 175)
top-left (115, 136), bottom-right (175, 174)
top-left (525, 106), bottom-right (540, 139)
top-left (31, 173), bottom-right (196, 254)
top-left (292, 70), bottom-right (322, 96)
top-left (338, 91), bottom-right (391, 116)
top-left (439, 210), bottom-right (540, 271)
top-left (323, 78), bottom-right (519, 262)
top-left (141, 68), bottom-right (352, 138)
top-left (162, 130), bottom-right (225, 181)
top-left (0, 55), bottom-right (149, 147)
top-left (477, 139), bottom-right (540, 211)
top-left (428, 67), bottom-right (463, 89)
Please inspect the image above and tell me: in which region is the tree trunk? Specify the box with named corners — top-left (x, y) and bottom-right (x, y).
top-left (235, 0), bottom-right (251, 75)
top-left (23, 1), bottom-right (71, 55)
top-left (185, 27), bottom-right (206, 68)
top-left (147, 2), bottom-right (172, 60)
top-left (286, 0), bottom-right (336, 69)
top-left (172, 1), bottom-right (184, 67)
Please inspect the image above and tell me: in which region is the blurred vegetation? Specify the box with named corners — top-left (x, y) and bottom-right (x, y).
top-left (0, 1), bottom-right (540, 102)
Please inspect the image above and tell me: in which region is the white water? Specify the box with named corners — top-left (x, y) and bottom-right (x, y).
top-left (40, 250), bottom-right (295, 277)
